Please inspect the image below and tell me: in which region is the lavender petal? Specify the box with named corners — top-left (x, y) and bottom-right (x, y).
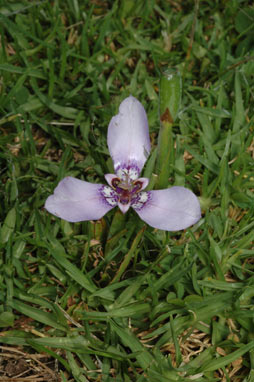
top-left (45, 177), bottom-right (116, 222)
top-left (133, 187), bottom-right (201, 231)
top-left (107, 96), bottom-right (151, 175)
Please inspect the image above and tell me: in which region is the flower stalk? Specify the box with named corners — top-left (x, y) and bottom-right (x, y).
top-left (157, 69), bottom-right (182, 189)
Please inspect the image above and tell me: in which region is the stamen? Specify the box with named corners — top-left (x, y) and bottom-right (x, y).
top-left (111, 177), bottom-right (120, 189)
top-left (132, 180), bottom-right (143, 193)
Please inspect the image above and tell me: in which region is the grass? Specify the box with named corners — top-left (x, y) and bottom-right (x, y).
top-left (1, 0), bottom-right (254, 381)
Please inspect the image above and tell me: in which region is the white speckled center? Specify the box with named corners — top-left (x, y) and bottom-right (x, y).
top-left (100, 170), bottom-right (151, 212)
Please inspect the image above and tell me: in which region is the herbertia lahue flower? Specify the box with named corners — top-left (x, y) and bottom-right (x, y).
top-left (45, 96), bottom-right (201, 231)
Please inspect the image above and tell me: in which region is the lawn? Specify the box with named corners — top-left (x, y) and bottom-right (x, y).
top-left (1, 0), bottom-right (254, 381)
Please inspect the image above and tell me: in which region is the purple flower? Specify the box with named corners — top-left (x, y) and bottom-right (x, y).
top-left (45, 96), bottom-right (201, 231)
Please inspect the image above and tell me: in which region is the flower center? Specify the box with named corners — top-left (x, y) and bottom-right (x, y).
top-left (112, 177), bottom-right (143, 205)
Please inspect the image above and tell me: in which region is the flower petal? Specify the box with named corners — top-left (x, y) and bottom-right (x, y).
top-left (107, 96), bottom-right (151, 176)
top-left (133, 187), bottom-right (201, 231)
top-left (45, 177), bottom-right (116, 222)
top-left (118, 201), bottom-right (131, 214)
